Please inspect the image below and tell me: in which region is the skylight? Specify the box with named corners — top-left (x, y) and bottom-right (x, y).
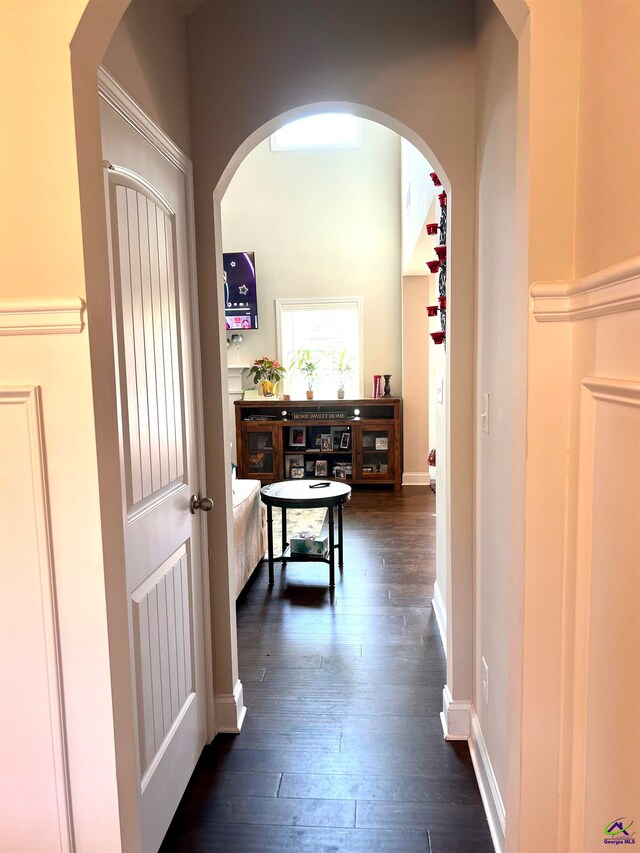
top-left (270, 114), bottom-right (361, 151)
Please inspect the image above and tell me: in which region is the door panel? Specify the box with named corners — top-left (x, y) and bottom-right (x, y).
top-left (101, 97), bottom-right (207, 853)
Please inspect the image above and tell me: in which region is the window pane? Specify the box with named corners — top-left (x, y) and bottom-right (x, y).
top-left (279, 301), bottom-right (361, 399)
top-left (271, 114), bottom-right (361, 151)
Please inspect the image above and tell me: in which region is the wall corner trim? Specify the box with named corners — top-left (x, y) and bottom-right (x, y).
top-left (440, 685), bottom-right (471, 741)
top-left (470, 709), bottom-right (505, 853)
top-left (582, 377), bottom-right (640, 408)
top-left (432, 580), bottom-right (447, 655)
top-left (214, 680), bottom-right (247, 734)
top-left (530, 254), bottom-right (640, 322)
top-left (0, 298), bottom-right (86, 335)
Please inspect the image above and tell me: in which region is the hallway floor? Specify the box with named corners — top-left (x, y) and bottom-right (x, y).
top-left (161, 487), bottom-right (493, 852)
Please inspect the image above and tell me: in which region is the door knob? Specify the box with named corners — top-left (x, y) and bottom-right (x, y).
top-left (190, 493), bottom-right (214, 513)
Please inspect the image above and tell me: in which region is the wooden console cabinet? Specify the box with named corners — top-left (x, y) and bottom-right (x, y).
top-left (235, 398), bottom-right (402, 488)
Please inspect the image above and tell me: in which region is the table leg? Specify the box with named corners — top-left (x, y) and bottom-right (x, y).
top-left (328, 505), bottom-right (335, 588)
top-left (266, 503), bottom-right (274, 585)
top-left (338, 500), bottom-right (344, 570)
top-left (281, 506), bottom-right (287, 563)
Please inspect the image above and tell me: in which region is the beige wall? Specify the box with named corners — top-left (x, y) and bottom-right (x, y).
top-left (474, 0), bottom-right (518, 808)
top-left (102, 0), bottom-right (192, 155)
top-left (401, 275), bottom-right (430, 478)
top-left (221, 122), bottom-right (402, 389)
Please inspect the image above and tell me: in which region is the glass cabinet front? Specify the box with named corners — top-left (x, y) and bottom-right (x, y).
top-left (246, 428), bottom-right (277, 478)
top-left (358, 424), bottom-right (395, 480)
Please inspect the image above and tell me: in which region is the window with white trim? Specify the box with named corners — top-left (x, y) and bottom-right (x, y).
top-left (270, 114), bottom-right (362, 151)
top-left (276, 298), bottom-right (363, 399)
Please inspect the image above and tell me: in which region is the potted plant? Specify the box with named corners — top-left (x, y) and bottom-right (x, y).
top-left (248, 356), bottom-right (286, 397)
top-left (290, 348), bottom-right (320, 399)
top-left (332, 349), bottom-right (353, 399)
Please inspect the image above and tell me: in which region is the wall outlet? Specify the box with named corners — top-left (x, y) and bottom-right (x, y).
top-left (481, 393), bottom-right (490, 434)
top-left (481, 657), bottom-right (489, 705)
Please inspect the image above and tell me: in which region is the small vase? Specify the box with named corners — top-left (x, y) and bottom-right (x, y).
top-left (261, 379), bottom-right (275, 397)
top-left (306, 389), bottom-right (314, 400)
top-left (337, 388), bottom-right (345, 399)
top-left (383, 375), bottom-right (392, 397)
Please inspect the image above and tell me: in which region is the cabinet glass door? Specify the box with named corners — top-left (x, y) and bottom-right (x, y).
top-left (246, 428), bottom-right (276, 478)
top-left (358, 424), bottom-right (395, 480)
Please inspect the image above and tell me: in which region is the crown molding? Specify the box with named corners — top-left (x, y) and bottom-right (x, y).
top-left (531, 254), bottom-right (640, 322)
top-left (0, 298), bottom-right (86, 335)
top-left (98, 67), bottom-right (190, 176)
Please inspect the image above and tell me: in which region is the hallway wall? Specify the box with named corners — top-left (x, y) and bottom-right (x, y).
top-left (473, 0), bottom-right (518, 814)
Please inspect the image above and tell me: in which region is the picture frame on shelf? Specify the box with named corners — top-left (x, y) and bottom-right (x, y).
top-left (290, 466), bottom-right (305, 479)
top-left (314, 434), bottom-right (323, 448)
top-left (339, 431), bottom-right (351, 450)
top-left (320, 434), bottom-right (332, 451)
top-left (334, 466), bottom-right (346, 480)
top-left (289, 426), bottom-right (306, 447)
top-left (315, 460), bottom-right (328, 477)
top-left (375, 436), bottom-right (389, 451)
top-left (305, 460), bottom-right (316, 474)
top-left (285, 453), bottom-right (304, 476)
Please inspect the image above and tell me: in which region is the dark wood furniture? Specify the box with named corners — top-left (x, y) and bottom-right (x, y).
top-left (235, 398), bottom-right (402, 488)
top-left (260, 480), bottom-right (352, 587)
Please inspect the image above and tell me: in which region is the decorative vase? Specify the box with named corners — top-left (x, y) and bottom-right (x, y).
top-left (337, 388), bottom-right (345, 399)
top-left (306, 389), bottom-right (314, 400)
top-left (427, 305), bottom-right (438, 317)
top-left (434, 245), bottom-right (447, 261)
top-left (431, 331), bottom-right (446, 345)
top-left (383, 375), bottom-right (392, 397)
top-left (427, 259), bottom-right (441, 274)
top-left (426, 223), bottom-right (438, 235)
top-left (261, 379), bottom-right (275, 397)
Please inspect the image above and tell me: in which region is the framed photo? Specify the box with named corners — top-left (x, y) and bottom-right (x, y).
top-left (315, 460), bottom-right (328, 477)
top-left (339, 431), bottom-right (351, 450)
top-left (285, 453), bottom-right (304, 476)
top-left (375, 436), bottom-right (389, 451)
top-left (379, 463), bottom-right (389, 473)
top-left (334, 466), bottom-right (346, 479)
top-left (289, 426), bottom-right (306, 447)
top-left (305, 460), bottom-right (316, 474)
top-left (290, 466), bottom-right (305, 479)
top-left (314, 434), bottom-right (323, 448)
top-left (321, 434), bottom-right (332, 451)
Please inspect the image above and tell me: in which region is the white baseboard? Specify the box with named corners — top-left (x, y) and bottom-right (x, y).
top-left (469, 709), bottom-right (505, 853)
top-left (432, 580), bottom-right (447, 655)
top-left (214, 680), bottom-right (247, 733)
top-left (401, 471), bottom-right (431, 485)
top-left (440, 685), bottom-right (471, 740)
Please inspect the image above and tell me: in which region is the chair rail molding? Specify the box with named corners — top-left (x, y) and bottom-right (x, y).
top-left (530, 254), bottom-right (640, 322)
top-left (0, 298), bottom-right (86, 335)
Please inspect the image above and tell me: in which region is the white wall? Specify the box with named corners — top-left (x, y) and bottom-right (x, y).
top-left (221, 121), bottom-right (402, 391)
top-left (474, 0), bottom-right (518, 812)
top-left (401, 137), bottom-right (438, 275)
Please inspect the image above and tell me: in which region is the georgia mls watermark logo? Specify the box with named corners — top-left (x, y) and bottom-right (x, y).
top-left (604, 818), bottom-right (636, 845)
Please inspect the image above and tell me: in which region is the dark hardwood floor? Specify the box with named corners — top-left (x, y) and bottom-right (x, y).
top-left (161, 487), bottom-right (493, 852)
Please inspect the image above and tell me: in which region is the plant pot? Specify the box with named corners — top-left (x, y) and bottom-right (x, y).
top-left (430, 331), bottom-right (446, 345)
top-left (306, 389), bottom-right (314, 400)
top-left (438, 191), bottom-right (448, 207)
top-left (438, 295), bottom-right (447, 310)
top-left (426, 223), bottom-right (438, 235)
top-left (434, 244), bottom-right (447, 261)
top-left (337, 389), bottom-right (345, 399)
top-left (429, 171), bottom-right (441, 187)
top-left (426, 259), bottom-right (441, 274)
top-left (426, 305), bottom-right (438, 317)
top-left (261, 379), bottom-right (275, 397)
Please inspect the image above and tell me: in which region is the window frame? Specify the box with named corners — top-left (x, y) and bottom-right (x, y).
top-left (275, 296), bottom-right (364, 398)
